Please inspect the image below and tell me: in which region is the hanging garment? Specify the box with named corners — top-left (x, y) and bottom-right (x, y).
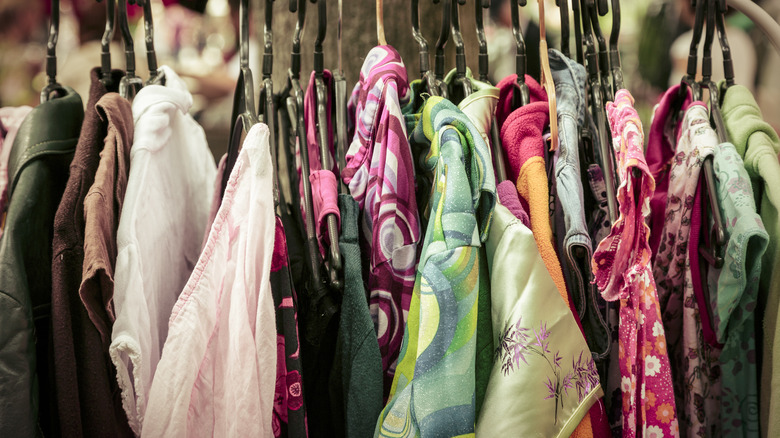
top-left (50, 68), bottom-right (133, 438)
top-left (302, 70), bottom-right (340, 258)
top-left (297, 71), bottom-right (341, 438)
top-left (501, 72), bottom-right (614, 438)
top-left (592, 90), bottom-right (679, 437)
top-left (586, 164), bottom-right (613, 245)
top-left (142, 123), bottom-right (276, 437)
top-left (110, 66), bottom-right (217, 435)
top-left (342, 46), bottom-right (421, 396)
top-left (376, 96), bottom-right (496, 437)
top-left (0, 87), bottom-right (83, 437)
top-left (647, 85), bottom-right (692, 261)
top-left (549, 49), bottom-right (610, 369)
top-left (651, 102), bottom-right (722, 437)
top-left (329, 193), bottom-right (383, 438)
top-left (497, 180), bottom-right (530, 227)
top-left (441, 67), bottom-right (499, 416)
top-left (477, 202), bottom-right (602, 437)
top-left (0, 105), bottom-right (32, 236)
top-left (719, 84), bottom-right (780, 438)
top-left (708, 141), bottom-right (768, 437)
top-left (270, 215), bottom-right (309, 438)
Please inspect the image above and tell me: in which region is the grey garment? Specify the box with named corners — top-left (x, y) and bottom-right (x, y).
top-left (549, 49), bottom-right (610, 364)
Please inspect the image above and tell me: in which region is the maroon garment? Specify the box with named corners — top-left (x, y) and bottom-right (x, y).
top-left (689, 181), bottom-right (722, 348)
top-left (51, 68), bottom-right (134, 438)
top-left (646, 85), bottom-right (691, 261)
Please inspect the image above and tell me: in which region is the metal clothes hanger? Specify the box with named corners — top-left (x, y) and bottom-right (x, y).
top-left (312, 0), bottom-right (343, 290)
top-left (411, 0), bottom-right (439, 96)
top-left (41, 0), bottom-right (68, 102)
top-left (98, 0), bottom-right (116, 88)
top-left (557, 0), bottom-right (570, 58)
top-left (510, 0), bottom-right (530, 109)
top-left (450, 0), bottom-right (471, 101)
top-left (284, 0), bottom-right (326, 291)
top-left (334, 0), bottom-right (349, 194)
top-left (139, 0), bottom-right (164, 85)
top-left (117, 0), bottom-right (143, 99)
top-left (580, 0), bottom-right (617, 222)
top-left (433, 0), bottom-right (452, 99)
top-left (476, 0), bottom-right (508, 183)
top-left (537, 0), bottom-right (559, 152)
top-left (221, 0), bottom-right (259, 195)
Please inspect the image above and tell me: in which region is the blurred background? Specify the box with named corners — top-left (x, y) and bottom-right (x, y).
top-left (1, 0), bottom-right (779, 156)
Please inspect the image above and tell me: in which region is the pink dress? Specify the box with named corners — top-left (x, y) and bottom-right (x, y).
top-left (593, 90), bottom-right (679, 437)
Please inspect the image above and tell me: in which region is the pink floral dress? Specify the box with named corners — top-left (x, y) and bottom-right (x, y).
top-left (651, 102), bottom-right (722, 437)
top-left (593, 90), bottom-right (679, 437)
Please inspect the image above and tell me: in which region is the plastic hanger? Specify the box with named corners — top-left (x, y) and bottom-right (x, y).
top-left (334, 0), bottom-right (349, 194)
top-left (258, 0), bottom-right (280, 209)
top-left (98, 0), bottom-right (116, 88)
top-left (570, 0), bottom-right (584, 63)
top-left (580, 0), bottom-right (618, 222)
top-left (510, 0), bottom-right (530, 109)
top-left (377, 0), bottom-right (387, 46)
top-left (673, 0), bottom-right (707, 120)
top-left (537, 0), bottom-right (559, 152)
top-left (608, 0), bottom-right (623, 92)
top-left (433, 0), bottom-right (452, 99)
top-left (557, 0), bottom-right (570, 58)
top-left (221, 0), bottom-right (259, 195)
top-left (139, 0), bottom-right (164, 85)
top-left (41, 0), bottom-right (67, 102)
top-left (476, 0), bottom-right (508, 183)
top-left (312, 0), bottom-right (343, 290)
top-left (285, 0), bottom-right (326, 291)
top-left (697, 0), bottom-right (727, 269)
top-left (411, 0), bottom-right (439, 96)
top-left (117, 0), bottom-right (143, 99)
top-left (714, 0), bottom-right (735, 88)
top-left (450, 0), bottom-right (471, 101)
top-left (583, 0), bottom-right (612, 101)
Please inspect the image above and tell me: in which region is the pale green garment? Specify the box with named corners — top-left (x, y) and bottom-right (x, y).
top-left (477, 203), bottom-right (602, 437)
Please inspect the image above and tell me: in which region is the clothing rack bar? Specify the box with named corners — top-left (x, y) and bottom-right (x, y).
top-left (728, 0), bottom-right (780, 54)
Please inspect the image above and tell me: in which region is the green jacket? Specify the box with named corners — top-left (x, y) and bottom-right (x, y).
top-left (0, 88), bottom-right (83, 437)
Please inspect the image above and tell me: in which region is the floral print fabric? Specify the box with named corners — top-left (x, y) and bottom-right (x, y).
top-left (592, 90), bottom-right (679, 437)
top-left (342, 46), bottom-right (421, 395)
top-left (709, 142), bottom-right (768, 437)
top-left (375, 96), bottom-right (495, 437)
top-left (651, 102), bottom-right (721, 437)
top-left (270, 217), bottom-right (308, 437)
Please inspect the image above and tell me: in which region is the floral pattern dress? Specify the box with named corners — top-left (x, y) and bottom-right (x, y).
top-left (709, 142), bottom-right (768, 437)
top-left (592, 90), bottom-right (679, 437)
top-left (651, 103), bottom-right (722, 437)
top-left (270, 217), bottom-right (308, 437)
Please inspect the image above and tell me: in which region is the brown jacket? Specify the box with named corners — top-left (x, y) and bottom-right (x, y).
top-left (51, 68), bottom-right (134, 437)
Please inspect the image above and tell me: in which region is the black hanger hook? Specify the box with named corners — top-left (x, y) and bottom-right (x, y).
top-left (475, 0), bottom-right (490, 81)
top-left (609, 0), bottom-right (623, 91)
top-left (263, 0), bottom-right (274, 79)
top-left (141, 0), bottom-right (163, 85)
top-left (510, 0), bottom-right (529, 108)
top-left (117, 0), bottom-right (143, 98)
top-left (434, 0), bottom-right (452, 82)
top-left (556, 0), bottom-right (570, 58)
top-left (97, 0), bottom-right (116, 87)
top-left (290, 0), bottom-right (305, 79)
top-left (41, 0), bottom-right (66, 102)
top-left (313, 0), bottom-right (326, 75)
top-left (714, 0), bottom-right (734, 87)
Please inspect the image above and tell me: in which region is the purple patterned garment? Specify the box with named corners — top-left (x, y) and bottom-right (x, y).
top-left (341, 46), bottom-right (421, 396)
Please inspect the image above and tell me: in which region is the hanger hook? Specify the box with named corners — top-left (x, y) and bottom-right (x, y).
top-left (714, 0), bottom-right (735, 86)
top-left (556, 0), bottom-right (570, 58)
top-left (117, 0), bottom-right (143, 98)
top-left (141, 0), bottom-right (163, 85)
top-left (98, 0), bottom-right (116, 87)
top-left (41, 0), bottom-right (64, 102)
top-left (263, 0), bottom-right (274, 79)
top-left (313, 0), bottom-right (326, 75)
top-left (434, 0), bottom-right (452, 82)
top-left (475, 0), bottom-right (490, 81)
top-left (290, 0), bottom-right (305, 79)
top-left (411, 0), bottom-right (431, 78)
top-left (510, 0), bottom-right (529, 108)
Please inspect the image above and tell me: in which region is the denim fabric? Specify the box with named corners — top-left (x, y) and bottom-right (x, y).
top-left (549, 49), bottom-right (610, 364)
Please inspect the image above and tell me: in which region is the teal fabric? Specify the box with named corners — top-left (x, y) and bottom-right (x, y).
top-left (375, 96), bottom-right (496, 437)
top-left (332, 193), bottom-right (383, 438)
top-left (710, 142), bottom-right (769, 437)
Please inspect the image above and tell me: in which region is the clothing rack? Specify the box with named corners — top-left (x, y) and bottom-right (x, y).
top-left (728, 0), bottom-right (780, 53)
